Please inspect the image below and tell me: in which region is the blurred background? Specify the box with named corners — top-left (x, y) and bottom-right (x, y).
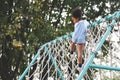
top-left (0, 0), bottom-right (120, 80)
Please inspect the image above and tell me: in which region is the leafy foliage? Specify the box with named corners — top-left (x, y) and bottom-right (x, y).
top-left (0, 0), bottom-right (120, 79)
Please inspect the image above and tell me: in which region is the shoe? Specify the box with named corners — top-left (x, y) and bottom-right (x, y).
top-left (78, 58), bottom-right (85, 68)
top-left (67, 51), bottom-right (74, 59)
top-left (77, 58), bottom-right (84, 73)
top-left (78, 64), bottom-right (82, 67)
top-left (77, 66), bottom-right (82, 72)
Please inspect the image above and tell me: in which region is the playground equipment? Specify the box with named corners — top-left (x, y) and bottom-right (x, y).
top-left (19, 11), bottom-right (120, 80)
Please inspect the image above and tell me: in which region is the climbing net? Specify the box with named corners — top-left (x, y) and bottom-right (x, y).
top-left (85, 17), bottom-right (120, 80)
top-left (19, 11), bottom-right (120, 80)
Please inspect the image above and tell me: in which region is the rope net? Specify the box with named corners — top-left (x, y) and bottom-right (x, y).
top-left (20, 11), bottom-right (120, 80)
top-left (85, 18), bottom-right (120, 80)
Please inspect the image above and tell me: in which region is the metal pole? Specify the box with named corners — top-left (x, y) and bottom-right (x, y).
top-left (77, 22), bottom-right (113, 80)
top-left (89, 64), bottom-right (120, 71)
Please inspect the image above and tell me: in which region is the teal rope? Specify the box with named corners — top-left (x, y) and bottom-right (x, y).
top-left (45, 46), bottom-right (63, 80)
top-left (88, 11), bottom-right (120, 28)
top-left (19, 11), bottom-right (120, 80)
top-left (19, 48), bottom-right (42, 80)
top-left (19, 33), bottom-right (72, 80)
top-left (77, 20), bottom-right (116, 80)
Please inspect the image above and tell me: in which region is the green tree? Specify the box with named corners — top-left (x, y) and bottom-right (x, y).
top-left (0, 0), bottom-right (120, 80)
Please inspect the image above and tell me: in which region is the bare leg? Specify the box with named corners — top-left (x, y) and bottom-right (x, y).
top-left (70, 43), bottom-right (75, 54)
top-left (77, 44), bottom-right (85, 64)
